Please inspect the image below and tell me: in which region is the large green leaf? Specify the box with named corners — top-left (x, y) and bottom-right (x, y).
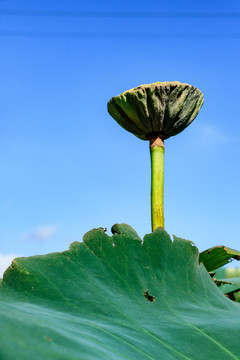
top-left (1, 224), bottom-right (240, 359)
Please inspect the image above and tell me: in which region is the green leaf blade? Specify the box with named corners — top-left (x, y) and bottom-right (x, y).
top-left (0, 224), bottom-right (240, 359)
top-left (199, 246), bottom-right (240, 272)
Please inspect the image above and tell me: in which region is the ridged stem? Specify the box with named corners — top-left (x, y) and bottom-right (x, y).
top-left (150, 136), bottom-right (164, 231)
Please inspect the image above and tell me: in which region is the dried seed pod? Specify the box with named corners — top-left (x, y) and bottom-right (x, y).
top-left (107, 81), bottom-right (204, 231)
top-left (107, 81), bottom-right (204, 140)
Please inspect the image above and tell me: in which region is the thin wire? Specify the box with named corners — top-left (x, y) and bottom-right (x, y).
top-left (0, 9), bottom-right (240, 18)
top-left (0, 31), bottom-right (239, 38)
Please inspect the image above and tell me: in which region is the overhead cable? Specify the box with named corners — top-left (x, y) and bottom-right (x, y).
top-left (0, 31), bottom-right (239, 38)
top-left (0, 9), bottom-right (240, 18)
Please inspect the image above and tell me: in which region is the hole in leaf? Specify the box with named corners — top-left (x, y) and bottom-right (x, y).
top-left (144, 290), bottom-right (156, 302)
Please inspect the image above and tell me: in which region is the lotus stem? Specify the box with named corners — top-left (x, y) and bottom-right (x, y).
top-left (150, 136), bottom-right (164, 231)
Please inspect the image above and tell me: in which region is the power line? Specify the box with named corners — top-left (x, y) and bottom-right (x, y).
top-left (0, 9), bottom-right (240, 18)
top-left (0, 31), bottom-right (239, 39)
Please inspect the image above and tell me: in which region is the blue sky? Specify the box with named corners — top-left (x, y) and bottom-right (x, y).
top-left (1, 0), bottom-right (240, 276)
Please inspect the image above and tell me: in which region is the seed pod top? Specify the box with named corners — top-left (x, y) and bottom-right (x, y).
top-left (107, 81), bottom-right (204, 140)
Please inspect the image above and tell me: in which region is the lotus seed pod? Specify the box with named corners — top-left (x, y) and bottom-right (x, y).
top-left (107, 81), bottom-right (204, 140)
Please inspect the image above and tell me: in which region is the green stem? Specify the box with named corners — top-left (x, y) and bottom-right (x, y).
top-left (150, 136), bottom-right (164, 231)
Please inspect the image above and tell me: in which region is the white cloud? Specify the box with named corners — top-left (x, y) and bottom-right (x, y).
top-left (21, 225), bottom-right (58, 242)
top-left (200, 125), bottom-right (233, 145)
top-left (0, 253), bottom-right (18, 278)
